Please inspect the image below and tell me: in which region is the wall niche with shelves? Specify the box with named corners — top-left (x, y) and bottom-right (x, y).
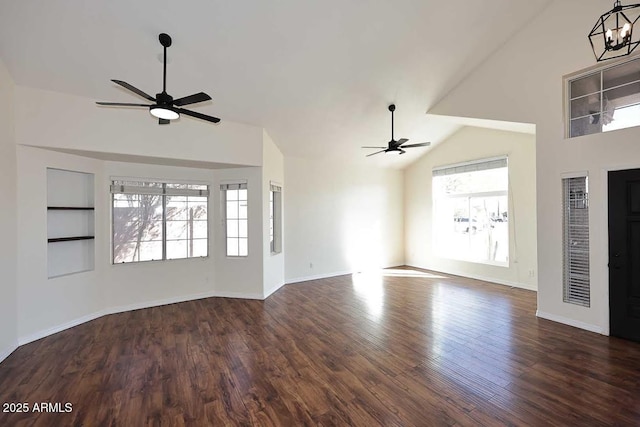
top-left (47, 168), bottom-right (95, 278)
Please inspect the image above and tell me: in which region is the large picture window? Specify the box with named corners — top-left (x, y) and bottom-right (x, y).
top-left (111, 180), bottom-right (209, 263)
top-left (432, 158), bottom-right (509, 266)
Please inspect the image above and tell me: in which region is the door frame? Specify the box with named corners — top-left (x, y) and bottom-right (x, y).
top-left (602, 162), bottom-right (640, 336)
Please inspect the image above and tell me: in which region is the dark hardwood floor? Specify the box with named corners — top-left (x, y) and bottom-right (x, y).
top-left (2, 268), bottom-right (640, 426)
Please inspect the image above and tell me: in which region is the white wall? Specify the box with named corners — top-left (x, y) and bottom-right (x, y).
top-left (214, 166), bottom-right (265, 299)
top-left (103, 161), bottom-right (218, 310)
top-left (284, 157), bottom-right (404, 283)
top-left (430, 0), bottom-right (633, 333)
top-left (16, 146), bottom-right (105, 343)
top-left (0, 58), bottom-right (18, 362)
top-left (405, 127), bottom-right (537, 290)
top-left (14, 86), bottom-right (264, 167)
top-left (262, 131), bottom-right (285, 297)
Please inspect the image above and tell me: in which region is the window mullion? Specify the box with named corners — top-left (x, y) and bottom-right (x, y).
top-left (162, 183), bottom-right (167, 261)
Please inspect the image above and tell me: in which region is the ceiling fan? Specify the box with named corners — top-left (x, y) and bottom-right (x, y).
top-left (363, 104), bottom-right (430, 156)
top-left (96, 33), bottom-right (220, 125)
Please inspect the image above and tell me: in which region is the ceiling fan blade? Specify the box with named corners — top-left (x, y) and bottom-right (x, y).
top-left (366, 150), bottom-right (387, 157)
top-left (174, 92), bottom-right (212, 106)
top-left (399, 149), bottom-right (406, 155)
top-left (395, 138), bottom-right (409, 146)
top-left (96, 102), bottom-right (151, 107)
top-left (177, 108), bottom-right (221, 123)
top-left (159, 119), bottom-right (170, 125)
top-left (401, 142), bottom-right (431, 148)
top-left (111, 80), bottom-right (156, 102)
top-left (361, 146), bottom-right (387, 149)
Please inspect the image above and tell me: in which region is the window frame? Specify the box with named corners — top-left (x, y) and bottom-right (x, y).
top-left (221, 182), bottom-right (249, 258)
top-left (270, 182), bottom-right (282, 255)
top-left (110, 177), bottom-right (210, 264)
top-left (565, 54), bottom-right (640, 138)
top-left (432, 157), bottom-right (510, 267)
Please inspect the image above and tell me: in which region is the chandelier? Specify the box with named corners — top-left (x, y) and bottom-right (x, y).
top-left (589, 1), bottom-right (640, 61)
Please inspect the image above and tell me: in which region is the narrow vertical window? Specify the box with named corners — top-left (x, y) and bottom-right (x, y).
top-left (270, 182), bottom-right (282, 254)
top-left (562, 176), bottom-right (590, 307)
top-left (221, 182), bottom-right (248, 257)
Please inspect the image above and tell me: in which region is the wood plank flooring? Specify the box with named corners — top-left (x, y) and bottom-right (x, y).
top-left (2, 267), bottom-right (640, 426)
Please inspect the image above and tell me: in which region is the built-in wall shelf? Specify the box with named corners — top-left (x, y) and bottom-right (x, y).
top-left (47, 168), bottom-right (95, 278)
top-left (48, 206), bottom-right (95, 211)
top-left (48, 236), bottom-right (95, 243)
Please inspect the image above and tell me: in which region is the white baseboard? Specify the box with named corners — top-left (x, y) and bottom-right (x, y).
top-left (18, 310), bottom-right (106, 346)
top-left (263, 282), bottom-right (285, 299)
top-left (536, 310), bottom-right (604, 335)
top-left (17, 289), bottom-right (266, 347)
top-left (211, 290), bottom-right (265, 300)
top-left (0, 342), bottom-right (18, 364)
top-left (105, 290), bottom-right (222, 316)
top-left (404, 265), bottom-right (537, 292)
top-left (285, 270), bottom-right (353, 285)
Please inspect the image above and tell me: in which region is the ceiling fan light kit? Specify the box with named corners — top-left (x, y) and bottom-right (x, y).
top-left (96, 33), bottom-right (220, 125)
top-left (589, 0), bottom-right (640, 62)
top-left (362, 104), bottom-right (430, 157)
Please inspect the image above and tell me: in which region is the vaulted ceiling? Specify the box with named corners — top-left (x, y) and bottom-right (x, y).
top-left (0, 0), bottom-right (549, 168)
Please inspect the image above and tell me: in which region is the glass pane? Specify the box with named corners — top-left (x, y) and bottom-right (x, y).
top-left (570, 72), bottom-right (600, 99)
top-left (188, 199), bottom-right (208, 219)
top-left (570, 93), bottom-right (600, 119)
top-left (138, 241), bottom-right (163, 261)
top-left (227, 238), bottom-right (239, 256)
top-left (238, 202), bottom-right (248, 220)
top-left (114, 242), bottom-right (136, 263)
top-left (192, 221), bottom-right (208, 239)
top-left (238, 219), bottom-right (248, 238)
top-left (192, 239), bottom-right (208, 257)
top-left (227, 220), bottom-right (239, 238)
top-left (603, 103), bottom-right (640, 132)
top-left (226, 189), bottom-right (238, 201)
top-left (603, 59), bottom-right (640, 90)
top-left (167, 221), bottom-right (187, 240)
top-left (239, 238), bottom-right (248, 256)
top-left (227, 201), bottom-right (238, 219)
top-left (433, 167), bottom-right (508, 196)
top-left (238, 189), bottom-right (247, 201)
top-left (603, 81), bottom-right (640, 109)
top-left (570, 115), bottom-right (601, 137)
top-left (468, 196), bottom-right (509, 263)
top-left (167, 240), bottom-right (187, 260)
top-left (166, 196), bottom-right (188, 221)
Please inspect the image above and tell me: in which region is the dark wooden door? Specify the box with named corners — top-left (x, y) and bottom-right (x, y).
top-left (609, 169), bottom-right (640, 342)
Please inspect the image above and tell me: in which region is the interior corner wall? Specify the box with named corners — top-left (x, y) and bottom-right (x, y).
top-left (16, 146), bottom-right (105, 344)
top-left (284, 156), bottom-right (405, 283)
top-left (429, 0), bottom-right (635, 334)
top-left (262, 131), bottom-right (285, 297)
top-left (214, 166), bottom-right (264, 299)
top-left (405, 127), bottom-right (537, 290)
top-left (0, 58), bottom-right (18, 361)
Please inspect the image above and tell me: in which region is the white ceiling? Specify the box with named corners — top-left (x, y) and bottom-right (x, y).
top-left (0, 0), bottom-right (549, 169)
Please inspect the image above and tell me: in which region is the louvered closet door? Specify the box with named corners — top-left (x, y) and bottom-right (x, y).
top-left (609, 169), bottom-right (640, 343)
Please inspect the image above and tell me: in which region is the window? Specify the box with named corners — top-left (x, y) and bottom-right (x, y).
top-left (221, 182), bottom-right (248, 257)
top-left (111, 180), bottom-right (209, 263)
top-left (562, 176), bottom-right (590, 307)
top-left (270, 182), bottom-right (282, 254)
top-left (432, 157), bottom-right (509, 266)
top-left (567, 57), bottom-right (640, 137)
